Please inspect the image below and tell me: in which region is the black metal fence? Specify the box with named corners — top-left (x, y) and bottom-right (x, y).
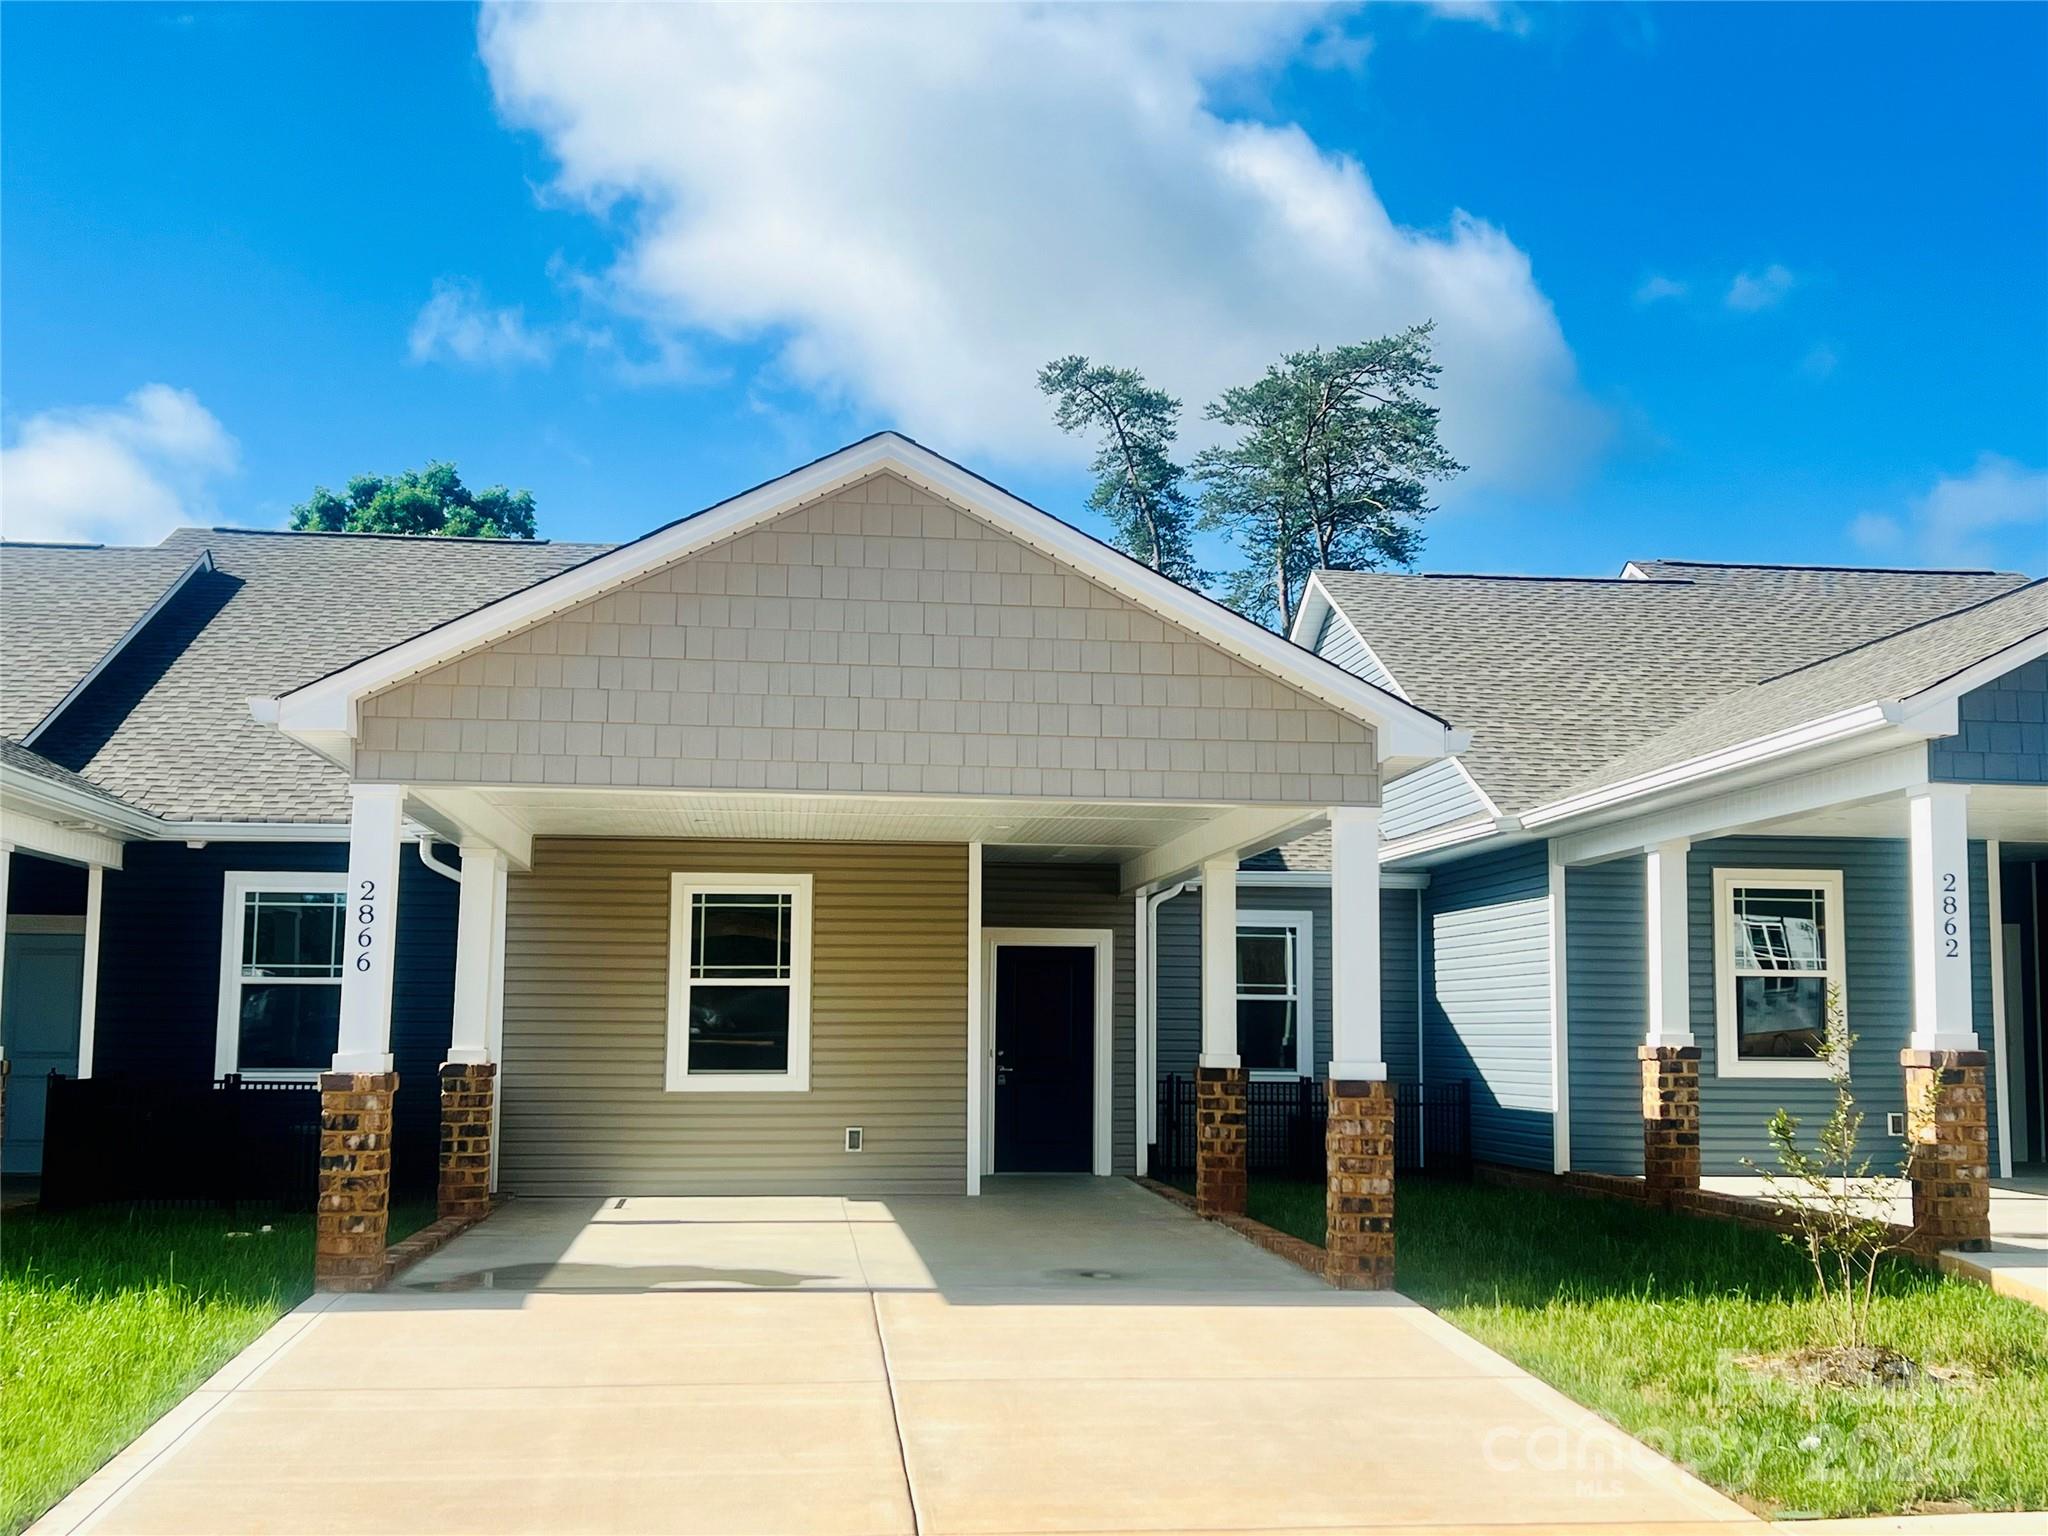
top-left (39, 1073), bottom-right (325, 1212)
top-left (1152, 1074), bottom-right (1469, 1180)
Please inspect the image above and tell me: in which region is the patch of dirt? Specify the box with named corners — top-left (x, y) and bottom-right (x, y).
top-left (1736, 1344), bottom-right (1977, 1390)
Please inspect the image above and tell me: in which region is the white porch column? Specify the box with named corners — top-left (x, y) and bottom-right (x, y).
top-left (1908, 784), bottom-right (1977, 1051)
top-left (77, 865), bottom-right (104, 1077)
top-left (1198, 854), bottom-right (1239, 1068)
top-left (447, 846), bottom-right (507, 1065)
top-left (1644, 840), bottom-right (1694, 1048)
top-left (1328, 806), bottom-right (1385, 1080)
top-left (333, 784), bottom-right (405, 1074)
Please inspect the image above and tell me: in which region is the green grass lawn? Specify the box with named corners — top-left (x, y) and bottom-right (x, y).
top-left (1, 1199), bottom-right (434, 1536)
top-left (1242, 1175), bottom-right (2048, 1518)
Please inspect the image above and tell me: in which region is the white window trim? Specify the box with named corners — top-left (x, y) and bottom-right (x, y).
top-left (1237, 909), bottom-right (1316, 1079)
top-left (665, 872), bottom-right (813, 1093)
top-left (1712, 866), bottom-right (1846, 1081)
top-left (215, 870), bottom-right (348, 1081)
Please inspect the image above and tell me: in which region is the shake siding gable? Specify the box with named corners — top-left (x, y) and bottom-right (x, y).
top-left (1929, 656), bottom-right (2048, 784)
top-left (353, 473), bottom-right (1378, 804)
top-left (1421, 842), bottom-right (1554, 1169)
top-left (499, 837), bottom-right (968, 1197)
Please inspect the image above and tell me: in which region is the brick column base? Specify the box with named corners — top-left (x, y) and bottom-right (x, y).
top-left (317, 1071), bottom-right (398, 1293)
top-left (1195, 1064), bottom-right (1247, 1217)
top-left (1902, 1049), bottom-right (1991, 1252)
top-left (438, 1061), bottom-right (497, 1221)
top-left (1639, 1045), bottom-right (1701, 1201)
top-left (1325, 1078), bottom-right (1395, 1290)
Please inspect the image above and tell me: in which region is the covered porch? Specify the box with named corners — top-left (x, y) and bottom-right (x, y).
top-left (313, 780), bottom-right (1404, 1291)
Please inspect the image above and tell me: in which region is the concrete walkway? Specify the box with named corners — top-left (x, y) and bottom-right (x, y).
top-left (1700, 1172), bottom-right (2048, 1309)
top-left (35, 1178), bottom-right (1754, 1536)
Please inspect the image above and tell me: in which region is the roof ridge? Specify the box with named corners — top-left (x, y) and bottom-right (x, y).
top-left (0, 540), bottom-right (109, 550)
top-left (1752, 576), bottom-right (2048, 685)
top-left (1640, 557), bottom-right (2010, 577)
top-left (189, 526), bottom-right (597, 547)
top-left (1320, 568), bottom-right (1693, 587)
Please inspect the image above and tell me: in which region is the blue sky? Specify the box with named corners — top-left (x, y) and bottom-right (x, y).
top-left (5, 2), bottom-right (2044, 586)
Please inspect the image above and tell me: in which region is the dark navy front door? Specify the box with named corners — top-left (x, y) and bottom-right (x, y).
top-left (993, 944), bottom-right (1095, 1173)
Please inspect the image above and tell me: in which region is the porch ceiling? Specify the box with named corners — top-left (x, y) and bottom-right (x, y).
top-left (1746, 781), bottom-right (2048, 843)
top-left (457, 786), bottom-right (1307, 867)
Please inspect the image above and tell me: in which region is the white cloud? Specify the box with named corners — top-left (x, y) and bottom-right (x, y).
top-left (409, 277), bottom-right (555, 368)
top-left (1725, 263), bottom-right (1795, 313)
top-left (1853, 455), bottom-right (2048, 569)
top-left (1634, 273), bottom-right (1688, 305)
top-left (1799, 342), bottom-right (1838, 381)
top-left (1424, 2), bottom-right (1531, 34)
top-left (477, 3), bottom-right (1603, 492)
top-left (0, 385), bottom-right (237, 545)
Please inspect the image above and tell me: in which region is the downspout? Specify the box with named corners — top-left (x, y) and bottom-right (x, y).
top-left (1142, 880), bottom-right (1194, 1155)
top-left (416, 839), bottom-right (461, 882)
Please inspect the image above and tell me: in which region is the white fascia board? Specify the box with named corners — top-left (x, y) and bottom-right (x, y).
top-left (1550, 742), bottom-right (1931, 866)
top-left (268, 435), bottom-right (1462, 766)
top-left (1176, 867), bottom-right (1431, 893)
top-left (1378, 811), bottom-right (1518, 868)
top-left (1520, 704), bottom-right (1901, 832)
top-left (1120, 806), bottom-right (1326, 893)
top-left (0, 771), bottom-right (159, 841)
top-left (22, 551), bottom-right (214, 748)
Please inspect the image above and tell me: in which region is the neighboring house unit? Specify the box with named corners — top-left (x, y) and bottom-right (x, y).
top-left (1277, 562), bottom-right (2046, 1203)
top-left (0, 529), bottom-right (609, 1181)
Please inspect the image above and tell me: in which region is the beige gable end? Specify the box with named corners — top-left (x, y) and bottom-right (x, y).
top-left (354, 472), bottom-right (1378, 804)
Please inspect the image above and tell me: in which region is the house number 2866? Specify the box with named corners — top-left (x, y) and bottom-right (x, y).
top-left (355, 878), bottom-right (379, 972)
top-left (1940, 871), bottom-right (1960, 958)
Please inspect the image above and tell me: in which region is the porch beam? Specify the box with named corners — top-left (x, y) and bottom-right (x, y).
top-left (1907, 784), bottom-right (1977, 1052)
top-left (334, 784), bottom-right (405, 1074)
top-left (1327, 805), bottom-right (1385, 1080)
top-left (1644, 840), bottom-right (1694, 1048)
top-left (405, 785), bottom-right (534, 872)
top-left (0, 807), bottom-right (124, 871)
top-left (1119, 806), bottom-right (1321, 894)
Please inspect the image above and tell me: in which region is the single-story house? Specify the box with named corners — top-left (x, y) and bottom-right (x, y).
top-left (2, 433), bottom-right (2035, 1289)
top-left (1144, 561), bottom-right (2043, 1250)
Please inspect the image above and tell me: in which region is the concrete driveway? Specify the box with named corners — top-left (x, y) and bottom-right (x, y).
top-left (36, 1179), bottom-right (1753, 1536)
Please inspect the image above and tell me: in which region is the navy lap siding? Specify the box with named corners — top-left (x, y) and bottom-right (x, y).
top-left (91, 840), bottom-right (459, 1190)
top-left (1422, 843), bottom-right (1553, 1169)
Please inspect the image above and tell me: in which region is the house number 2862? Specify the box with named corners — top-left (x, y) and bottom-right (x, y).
top-left (1940, 871), bottom-right (1960, 958)
top-left (355, 878), bottom-right (380, 972)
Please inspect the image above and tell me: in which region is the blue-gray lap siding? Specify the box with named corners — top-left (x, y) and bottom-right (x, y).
top-left (1565, 836), bottom-right (2001, 1176)
top-left (89, 839), bottom-right (459, 1191)
top-left (1152, 884), bottom-right (1420, 1086)
top-left (1930, 657), bottom-right (2048, 785)
top-left (1422, 843), bottom-right (1553, 1169)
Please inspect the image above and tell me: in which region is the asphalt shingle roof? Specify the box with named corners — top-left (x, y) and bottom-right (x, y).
top-left (1316, 561), bottom-right (2032, 815)
top-left (0, 543), bottom-right (207, 739)
top-left (30, 528), bottom-right (611, 822)
top-left (0, 736), bottom-right (155, 818)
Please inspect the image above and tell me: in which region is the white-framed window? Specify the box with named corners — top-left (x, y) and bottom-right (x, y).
top-left (215, 871), bottom-right (348, 1079)
top-left (1712, 867), bottom-right (1846, 1079)
top-left (666, 873), bottom-right (813, 1092)
top-left (1236, 910), bottom-right (1315, 1078)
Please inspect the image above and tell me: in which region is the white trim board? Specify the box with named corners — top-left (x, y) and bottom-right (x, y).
top-left (981, 927), bottom-right (1117, 1178)
top-left (1710, 866), bottom-right (1846, 1082)
top-left (266, 433), bottom-right (1463, 771)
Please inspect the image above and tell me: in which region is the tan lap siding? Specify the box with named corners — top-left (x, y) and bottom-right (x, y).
top-left (501, 837), bottom-right (967, 1196)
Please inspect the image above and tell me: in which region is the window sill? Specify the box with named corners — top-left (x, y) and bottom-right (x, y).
top-left (1714, 1057), bottom-right (1839, 1082)
top-left (663, 1073), bottom-right (812, 1094)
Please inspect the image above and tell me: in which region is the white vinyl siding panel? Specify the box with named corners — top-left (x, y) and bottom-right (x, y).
top-left (499, 837), bottom-right (967, 1196)
top-left (1382, 757), bottom-right (1489, 843)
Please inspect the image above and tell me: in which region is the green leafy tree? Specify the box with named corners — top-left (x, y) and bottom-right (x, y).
top-left (1038, 356), bottom-right (1201, 584)
top-left (289, 461), bottom-right (538, 539)
top-left (1196, 325), bottom-right (1461, 629)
